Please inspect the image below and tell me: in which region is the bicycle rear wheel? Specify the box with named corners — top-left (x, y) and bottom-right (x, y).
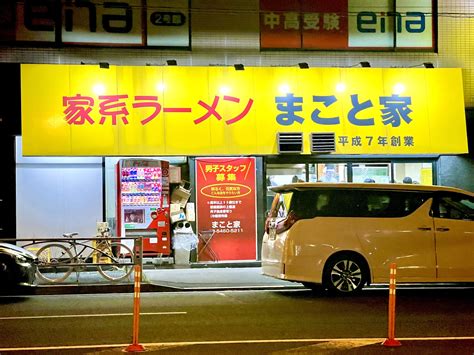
top-left (36, 243), bottom-right (74, 283)
top-left (97, 242), bottom-right (134, 282)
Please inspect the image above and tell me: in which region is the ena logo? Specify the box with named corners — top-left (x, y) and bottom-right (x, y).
top-left (357, 11), bottom-right (426, 33)
top-left (23, 0), bottom-right (134, 33)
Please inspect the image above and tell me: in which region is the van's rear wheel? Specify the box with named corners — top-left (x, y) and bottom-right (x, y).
top-left (323, 254), bottom-right (367, 295)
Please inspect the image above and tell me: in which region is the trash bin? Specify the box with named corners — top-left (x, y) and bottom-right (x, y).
top-left (172, 233), bottom-right (198, 265)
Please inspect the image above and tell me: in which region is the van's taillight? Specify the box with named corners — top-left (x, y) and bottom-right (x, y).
top-left (276, 212), bottom-right (298, 234)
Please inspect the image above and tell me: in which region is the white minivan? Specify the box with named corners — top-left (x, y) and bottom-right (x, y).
top-left (262, 183), bottom-right (474, 295)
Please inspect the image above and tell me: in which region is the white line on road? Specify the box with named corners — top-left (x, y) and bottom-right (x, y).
top-left (1, 336), bottom-right (474, 352)
top-left (0, 311), bottom-right (186, 320)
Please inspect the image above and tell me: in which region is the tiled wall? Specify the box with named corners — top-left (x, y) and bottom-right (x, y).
top-left (438, 1), bottom-right (474, 106)
top-left (1, 0), bottom-right (473, 106)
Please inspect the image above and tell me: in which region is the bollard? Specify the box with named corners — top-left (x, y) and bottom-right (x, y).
top-left (382, 263), bottom-right (401, 347)
top-left (125, 265), bottom-right (145, 352)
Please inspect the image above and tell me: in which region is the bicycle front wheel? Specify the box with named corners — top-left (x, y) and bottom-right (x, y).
top-left (97, 242), bottom-right (134, 282)
top-left (36, 243), bottom-right (74, 283)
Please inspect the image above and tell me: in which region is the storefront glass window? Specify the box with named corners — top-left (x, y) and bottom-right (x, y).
top-left (393, 162), bottom-right (433, 185)
top-left (264, 161), bottom-right (434, 211)
top-left (266, 164), bottom-right (306, 210)
top-left (266, 164), bottom-right (306, 186)
top-left (309, 163), bottom-right (348, 182)
top-left (352, 163), bottom-right (390, 183)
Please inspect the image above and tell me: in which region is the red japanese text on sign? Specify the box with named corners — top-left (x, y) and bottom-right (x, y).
top-left (62, 94), bottom-right (253, 126)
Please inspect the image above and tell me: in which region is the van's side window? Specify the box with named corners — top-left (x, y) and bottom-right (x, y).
top-left (433, 193), bottom-right (474, 220)
top-left (323, 190), bottom-right (358, 216)
top-left (316, 193), bottom-right (330, 213)
top-left (366, 193), bottom-right (390, 214)
top-left (287, 189), bottom-right (430, 219)
top-left (288, 190), bottom-right (340, 219)
top-left (289, 190), bottom-right (322, 219)
top-left (363, 191), bottom-right (430, 217)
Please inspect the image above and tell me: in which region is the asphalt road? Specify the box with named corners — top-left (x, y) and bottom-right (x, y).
top-left (0, 287), bottom-right (473, 354)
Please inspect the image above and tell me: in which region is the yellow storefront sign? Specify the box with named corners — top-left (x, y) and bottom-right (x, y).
top-left (21, 64), bottom-right (468, 156)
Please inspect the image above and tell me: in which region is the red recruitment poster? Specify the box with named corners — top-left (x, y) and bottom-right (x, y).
top-left (196, 157), bottom-right (257, 261)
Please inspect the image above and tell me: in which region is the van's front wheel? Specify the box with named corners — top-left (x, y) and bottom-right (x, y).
top-left (323, 254), bottom-right (367, 295)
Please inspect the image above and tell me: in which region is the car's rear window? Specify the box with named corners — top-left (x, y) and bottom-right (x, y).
top-left (269, 192), bottom-right (293, 218)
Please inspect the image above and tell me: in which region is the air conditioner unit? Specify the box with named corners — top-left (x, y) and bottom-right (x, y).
top-left (310, 132), bottom-right (336, 153)
top-left (277, 132), bottom-right (303, 153)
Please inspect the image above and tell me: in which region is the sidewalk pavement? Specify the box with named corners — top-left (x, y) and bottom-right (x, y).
top-left (28, 265), bottom-right (305, 295)
top-left (143, 266), bottom-right (303, 290)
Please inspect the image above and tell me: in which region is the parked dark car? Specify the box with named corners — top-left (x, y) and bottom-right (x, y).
top-left (0, 243), bottom-right (37, 292)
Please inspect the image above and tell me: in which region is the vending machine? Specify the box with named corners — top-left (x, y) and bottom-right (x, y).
top-left (116, 159), bottom-right (170, 255)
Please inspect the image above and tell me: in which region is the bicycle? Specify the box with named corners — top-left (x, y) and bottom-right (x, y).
top-left (35, 232), bottom-right (134, 283)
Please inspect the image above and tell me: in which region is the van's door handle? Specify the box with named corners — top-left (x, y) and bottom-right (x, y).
top-left (418, 227), bottom-right (432, 231)
top-left (436, 227), bottom-right (450, 232)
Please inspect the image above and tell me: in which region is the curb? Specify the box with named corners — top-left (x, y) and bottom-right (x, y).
top-left (31, 283), bottom-right (303, 295)
top-left (31, 283), bottom-right (176, 295)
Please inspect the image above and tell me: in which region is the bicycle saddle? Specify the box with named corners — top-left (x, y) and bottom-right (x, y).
top-left (63, 232), bottom-right (79, 238)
